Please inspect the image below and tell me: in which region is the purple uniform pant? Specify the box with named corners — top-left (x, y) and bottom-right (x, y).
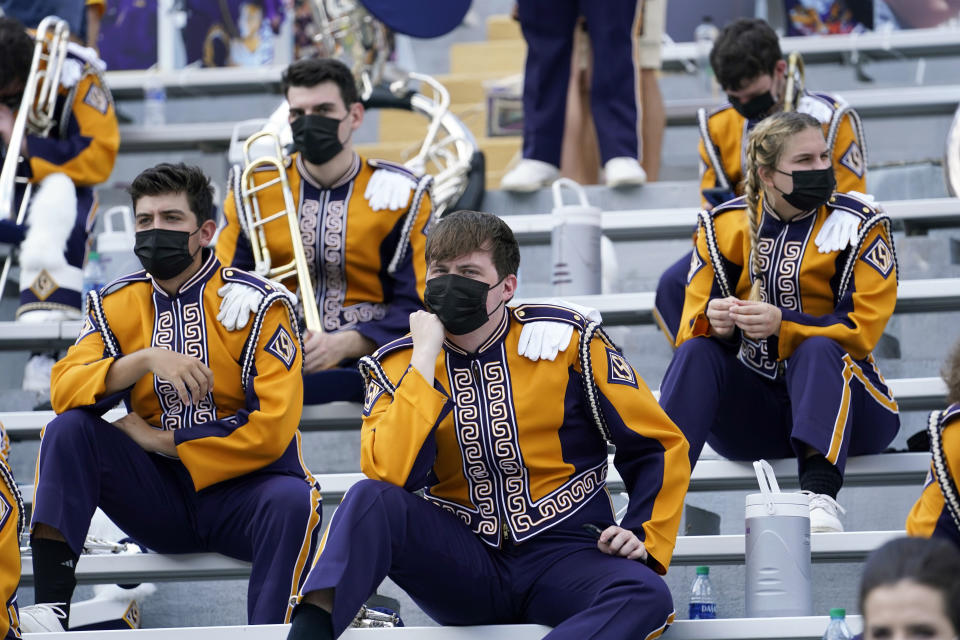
top-left (515, 0), bottom-right (641, 166)
top-left (32, 409), bottom-right (323, 624)
top-left (653, 251), bottom-right (691, 345)
top-left (659, 336), bottom-right (900, 473)
top-left (299, 479), bottom-right (674, 639)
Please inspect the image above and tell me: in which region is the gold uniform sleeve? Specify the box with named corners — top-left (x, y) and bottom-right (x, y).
top-left (778, 224), bottom-right (897, 361)
top-left (174, 302), bottom-right (304, 490)
top-left (360, 362), bottom-right (450, 488)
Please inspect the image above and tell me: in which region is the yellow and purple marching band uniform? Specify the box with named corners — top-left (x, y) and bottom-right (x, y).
top-left (216, 153), bottom-right (433, 403)
top-left (906, 404), bottom-right (960, 548)
top-left (1, 44), bottom-right (119, 318)
top-left (658, 193), bottom-right (900, 471)
top-left (31, 251), bottom-right (324, 623)
top-left (297, 305), bottom-right (690, 639)
top-left (0, 424), bottom-right (23, 639)
top-left (653, 90), bottom-right (867, 343)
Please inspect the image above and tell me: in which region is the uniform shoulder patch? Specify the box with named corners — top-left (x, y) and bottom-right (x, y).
top-left (706, 196), bottom-right (748, 217)
top-left (511, 304), bottom-right (590, 329)
top-left (687, 247), bottom-right (706, 284)
top-left (264, 324), bottom-right (297, 370)
top-left (606, 348), bottom-right (638, 389)
top-left (75, 315), bottom-right (99, 344)
top-left (362, 377), bottom-right (386, 417)
top-left (100, 271), bottom-right (150, 298)
top-left (861, 234), bottom-right (894, 279)
top-left (366, 158), bottom-right (418, 182)
top-left (828, 192), bottom-right (881, 220)
top-left (221, 267), bottom-right (277, 295)
top-left (941, 403), bottom-right (960, 427)
top-left (82, 83), bottom-right (109, 114)
top-left (839, 140), bottom-right (865, 179)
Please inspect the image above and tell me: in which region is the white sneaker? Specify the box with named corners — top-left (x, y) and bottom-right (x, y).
top-left (500, 159), bottom-right (560, 192)
top-left (805, 492), bottom-right (846, 533)
top-left (19, 603), bottom-right (67, 632)
top-left (22, 353), bottom-right (57, 395)
top-left (603, 157), bottom-right (647, 188)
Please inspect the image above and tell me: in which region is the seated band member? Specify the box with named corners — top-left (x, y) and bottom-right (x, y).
top-left (658, 112), bottom-right (900, 533)
top-left (30, 163), bottom-right (323, 627)
top-left (652, 17), bottom-right (867, 345)
top-left (285, 209), bottom-right (690, 640)
top-left (907, 339), bottom-right (960, 549)
top-left (0, 16), bottom-right (119, 398)
top-left (215, 57), bottom-right (434, 404)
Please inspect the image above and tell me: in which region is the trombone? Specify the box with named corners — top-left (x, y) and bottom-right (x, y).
top-left (0, 16), bottom-right (70, 298)
top-left (783, 51), bottom-right (805, 113)
top-left (239, 131), bottom-right (323, 334)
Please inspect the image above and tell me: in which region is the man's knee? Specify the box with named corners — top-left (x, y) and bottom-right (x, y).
top-left (40, 409), bottom-right (99, 449)
top-left (346, 479), bottom-right (404, 507)
top-left (618, 573), bottom-right (674, 625)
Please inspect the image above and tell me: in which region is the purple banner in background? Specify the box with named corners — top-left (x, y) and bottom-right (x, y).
top-left (182, 0), bottom-right (286, 67)
top-left (98, 0), bottom-right (158, 71)
top-left (97, 0), bottom-right (288, 70)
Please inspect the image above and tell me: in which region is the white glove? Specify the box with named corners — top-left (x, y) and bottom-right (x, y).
top-left (517, 299), bottom-right (602, 362)
top-left (217, 282), bottom-right (264, 331)
top-left (364, 169), bottom-right (413, 211)
top-left (815, 210), bottom-right (861, 253)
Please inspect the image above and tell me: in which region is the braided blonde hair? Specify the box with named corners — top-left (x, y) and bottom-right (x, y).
top-left (742, 111), bottom-right (822, 301)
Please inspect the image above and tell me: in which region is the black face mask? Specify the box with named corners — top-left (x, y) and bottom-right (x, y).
top-left (134, 227), bottom-right (201, 281)
top-left (424, 273), bottom-right (505, 336)
top-left (774, 167), bottom-right (836, 211)
top-left (291, 113), bottom-right (349, 165)
top-left (730, 91), bottom-right (776, 121)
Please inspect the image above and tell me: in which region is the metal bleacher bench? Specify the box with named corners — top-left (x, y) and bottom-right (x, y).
top-left (0, 375), bottom-right (946, 441)
top-left (504, 197), bottom-right (960, 243)
top-left (113, 85), bottom-right (960, 152)
top-left (15, 530), bottom-right (901, 587)
top-left (1, 276), bottom-right (958, 351)
top-left (18, 615), bottom-right (866, 640)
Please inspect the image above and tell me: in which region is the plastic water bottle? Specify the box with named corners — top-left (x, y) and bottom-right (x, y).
top-left (689, 566), bottom-right (717, 619)
top-left (144, 76), bottom-right (167, 126)
top-left (82, 251), bottom-right (105, 313)
top-left (694, 16), bottom-right (719, 93)
top-left (822, 608), bottom-right (853, 640)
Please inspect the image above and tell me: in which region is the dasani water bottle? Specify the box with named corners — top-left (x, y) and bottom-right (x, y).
top-left (822, 608), bottom-right (853, 640)
top-left (689, 566), bottom-right (717, 619)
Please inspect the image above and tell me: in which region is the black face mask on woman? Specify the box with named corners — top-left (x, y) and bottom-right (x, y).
top-left (424, 273), bottom-right (505, 336)
top-left (134, 227), bottom-right (201, 280)
top-left (291, 113), bottom-right (349, 165)
top-left (774, 166), bottom-right (836, 211)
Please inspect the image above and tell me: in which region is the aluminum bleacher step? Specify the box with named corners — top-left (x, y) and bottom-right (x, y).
top-left (0, 376), bottom-right (945, 440)
top-left (503, 198), bottom-right (960, 243)
top-left (16, 531), bottom-right (899, 586)
top-left (113, 85), bottom-right (960, 152)
top-left (1, 278), bottom-right (957, 351)
top-left (16, 615), bottom-right (866, 639)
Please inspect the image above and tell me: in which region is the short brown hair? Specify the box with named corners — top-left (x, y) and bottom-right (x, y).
top-left (425, 210), bottom-right (520, 279)
top-left (129, 163), bottom-right (215, 225)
